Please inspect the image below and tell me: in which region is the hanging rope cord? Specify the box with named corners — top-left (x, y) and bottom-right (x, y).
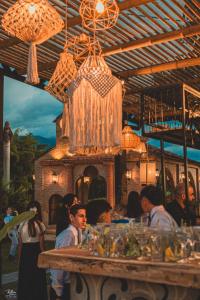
top-left (64, 0), bottom-right (68, 51)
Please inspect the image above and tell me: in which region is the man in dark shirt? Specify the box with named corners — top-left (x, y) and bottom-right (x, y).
top-left (166, 183), bottom-right (196, 226)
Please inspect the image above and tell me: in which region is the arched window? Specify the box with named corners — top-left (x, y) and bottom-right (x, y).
top-left (49, 194), bottom-right (63, 225)
top-left (76, 166), bottom-right (107, 203)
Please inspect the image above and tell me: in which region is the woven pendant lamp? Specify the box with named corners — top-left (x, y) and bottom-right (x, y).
top-left (121, 124), bottom-right (141, 152)
top-left (2, 0), bottom-right (64, 84)
top-left (68, 55), bottom-right (122, 155)
top-left (79, 0), bottom-right (119, 31)
top-left (45, 52), bottom-right (77, 103)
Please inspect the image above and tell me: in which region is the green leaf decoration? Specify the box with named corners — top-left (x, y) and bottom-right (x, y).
top-left (0, 211), bottom-right (35, 243)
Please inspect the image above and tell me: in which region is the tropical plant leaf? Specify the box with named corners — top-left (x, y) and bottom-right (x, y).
top-left (0, 211), bottom-right (35, 242)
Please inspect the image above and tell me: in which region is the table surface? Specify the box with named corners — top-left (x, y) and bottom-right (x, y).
top-left (38, 247), bottom-right (200, 289)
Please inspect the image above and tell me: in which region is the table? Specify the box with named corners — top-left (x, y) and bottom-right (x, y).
top-left (38, 247), bottom-right (200, 300)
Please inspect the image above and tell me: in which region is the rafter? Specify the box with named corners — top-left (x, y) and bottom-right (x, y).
top-left (103, 24), bottom-right (200, 56)
top-left (118, 57), bottom-right (200, 77)
top-left (17, 23), bottom-right (200, 75)
top-left (0, 37), bottom-right (21, 50)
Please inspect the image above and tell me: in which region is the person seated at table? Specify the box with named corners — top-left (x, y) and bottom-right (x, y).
top-left (86, 199), bottom-right (112, 225)
top-left (166, 183), bottom-right (196, 227)
top-left (56, 193), bottom-right (80, 236)
top-left (126, 191), bottom-right (143, 221)
top-left (50, 204), bottom-right (86, 300)
top-left (140, 185), bottom-right (177, 230)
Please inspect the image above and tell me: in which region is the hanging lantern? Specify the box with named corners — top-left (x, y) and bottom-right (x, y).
top-left (45, 52), bottom-right (77, 103)
top-left (2, 0), bottom-right (64, 84)
top-left (68, 55), bottom-right (122, 155)
top-left (121, 125), bottom-right (140, 152)
top-left (79, 0), bottom-right (119, 31)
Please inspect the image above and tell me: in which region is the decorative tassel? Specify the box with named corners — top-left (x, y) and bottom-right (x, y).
top-left (26, 42), bottom-right (39, 85)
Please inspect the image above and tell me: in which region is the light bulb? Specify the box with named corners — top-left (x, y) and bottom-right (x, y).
top-left (28, 4), bottom-right (36, 15)
top-left (95, 0), bottom-right (105, 13)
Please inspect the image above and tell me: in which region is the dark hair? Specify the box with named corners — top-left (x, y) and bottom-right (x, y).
top-left (26, 201), bottom-right (43, 238)
top-left (56, 193), bottom-right (79, 236)
top-left (62, 193), bottom-right (77, 207)
top-left (70, 204), bottom-right (86, 217)
top-left (86, 200), bottom-right (112, 225)
top-left (127, 191), bottom-right (143, 218)
top-left (140, 185), bottom-right (163, 206)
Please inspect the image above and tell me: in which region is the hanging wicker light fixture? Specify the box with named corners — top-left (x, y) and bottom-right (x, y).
top-left (2, 0), bottom-right (64, 84)
top-left (45, 52), bottom-right (77, 103)
top-left (121, 125), bottom-right (141, 152)
top-left (67, 55), bottom-right (122, 155)
top-left (79, 0), bottom-right (119, 31)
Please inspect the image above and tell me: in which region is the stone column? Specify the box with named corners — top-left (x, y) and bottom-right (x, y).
top-left (64, 163), bottom-right (73, 193)
top-left (105, 161), bottom-right (115, 208)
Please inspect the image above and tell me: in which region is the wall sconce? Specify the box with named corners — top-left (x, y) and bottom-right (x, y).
top-left (180, 172), bottom-right (185, 182)
top-left (83, 176), bottom-right (91, 184)
top-left (155, 169), bottom-right (160, 178)
top-left (52, 171), bottom-right (58, 184)
top-left (126, 170), bottom-right (132, 180)
top-left (32, 174), bottom-right (35, 181)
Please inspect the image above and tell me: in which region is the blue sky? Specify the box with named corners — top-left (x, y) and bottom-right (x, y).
top-left (4, 76), bottom-right (63, 138)
top-left (3, 76), bottom-right (200, 162)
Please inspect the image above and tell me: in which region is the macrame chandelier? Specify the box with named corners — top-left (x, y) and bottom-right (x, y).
top-left (2, 0), bottom-right (64, 84)
top-left (79, 0), bottom-right (119, 31)
top-left (121, 125), bottom-right (141, 152)
top-left (67, 55), bottom-right (122, 155)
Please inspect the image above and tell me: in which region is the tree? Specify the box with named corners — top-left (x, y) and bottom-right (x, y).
top-left (0, 129), bottom-right (47, 214)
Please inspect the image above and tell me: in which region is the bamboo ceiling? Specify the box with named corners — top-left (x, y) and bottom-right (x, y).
top-left (1, 0), bottom-right (200, 112)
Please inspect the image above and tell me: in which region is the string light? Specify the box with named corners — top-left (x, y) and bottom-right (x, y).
top-left (95, 0), bottom-right (105, 13)
top-left (28, 4), bottom-right (36, 15)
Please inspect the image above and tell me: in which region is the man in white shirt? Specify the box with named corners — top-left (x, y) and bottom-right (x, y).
top-left (140, 185), bottom-right (178, 230)
top-left (50, 204), bottom-right (87, 300)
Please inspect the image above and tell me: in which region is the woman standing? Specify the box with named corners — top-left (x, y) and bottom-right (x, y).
top-left (17, 201), bottom-right (48, 300)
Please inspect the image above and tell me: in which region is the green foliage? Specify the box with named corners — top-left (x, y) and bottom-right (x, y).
top-left (0, 211), bottom-right (35, 242)
top-left (0, 129), bottom-right (46, 215)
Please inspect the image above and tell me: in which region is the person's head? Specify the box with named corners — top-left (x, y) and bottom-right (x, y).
top-left (6, 207), bottom-right (12, 215)
top-left (127, 191), bottom-right (143, 218)
top-left (63, 193), bottom-right (80, 209)
top-left (26, 201), bottom-right (43, 237)
top-left (27, 200), bottom-right (42, 221)
top-left (140, 185), bottom-right (163, 213)
top-left (86, 200), bottom-right (112, 225)
top-left (175, 183), bottom-right (195, 204)
top-left (69, 204), bottom-right (86, 230)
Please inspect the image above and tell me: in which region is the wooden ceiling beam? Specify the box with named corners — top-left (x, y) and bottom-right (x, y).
top-left (0, 37), bottom-right (21, 50)
top-left (118, 57), bottom-right (200, 77)
top-left (103, 24), bottom-right (200, 56)
top-left (18, 23), bottom-right (200, 74)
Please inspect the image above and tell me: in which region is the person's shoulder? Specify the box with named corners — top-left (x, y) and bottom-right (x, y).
top-left (166, 201), bottom-right (177, 211)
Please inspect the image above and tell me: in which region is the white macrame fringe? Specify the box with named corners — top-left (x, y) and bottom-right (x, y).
top-left (69, 79), bottom-right (122, 155)
top-left (26, 43), bottom-right (39, 85)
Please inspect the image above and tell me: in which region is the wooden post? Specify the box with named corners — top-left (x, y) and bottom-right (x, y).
top-left (160, 139), bottom-right (166, 205)
top-left (182, 85), bottom-right (189, 202)
top-left (0, 74), bottom-right (4, 288)
top-left (141, 93), bottom-right (145, 136)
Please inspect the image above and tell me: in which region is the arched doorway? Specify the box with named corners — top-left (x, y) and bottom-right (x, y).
top-left (49, 194), bottom-right (63, 225)
top-left (76, 166), bottom-right (107, 204)
top-left (188, 171), bottom-right (196, 200)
